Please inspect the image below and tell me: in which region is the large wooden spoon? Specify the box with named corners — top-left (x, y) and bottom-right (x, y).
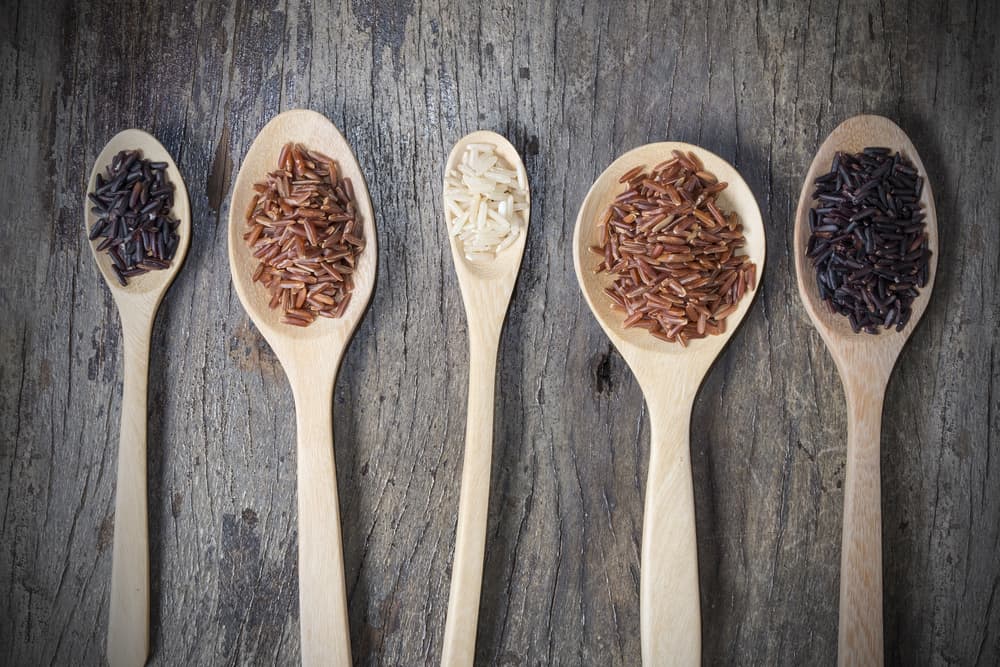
top-left (440, 131), bottom-right (530, 666)
top-left (572, 143), bottom-right (766, 665)
top-left (84, 129), bottom-right (191, 667)
top-left (227, 109), bottom-right (377, 666)
top-left (794, 115), bottom-right (938, 666)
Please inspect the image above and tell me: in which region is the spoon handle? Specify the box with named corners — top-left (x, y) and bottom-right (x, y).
top-left (107, 313), bottom-right (152, 667)
top-left (293, 382), bottom-right (351, 667)
top-left (442, 329), bottom-right (500, 667)
top-left (640, 396), bottom-right (700, 666)
top-left (838, 380), bottom-right (886, 666)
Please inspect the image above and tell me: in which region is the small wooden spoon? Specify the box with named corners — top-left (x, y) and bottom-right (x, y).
top-left (793, 115), bottom-right (938, 666)
top-left (84, 129), bottom-right (191, 667)
top-left (572, 143), bottom-right (766, 665)
top-left (227, 109), bottom-right (377, 666)
top-left (440, 131), bottom-right (530, 667)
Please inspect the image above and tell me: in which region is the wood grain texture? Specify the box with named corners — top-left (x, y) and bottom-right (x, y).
top-left (0, 0), bottom-right (997, 665)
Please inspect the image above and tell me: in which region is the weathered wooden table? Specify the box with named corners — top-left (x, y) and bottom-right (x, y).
top-left (2, 0), bottom-right (997, 664)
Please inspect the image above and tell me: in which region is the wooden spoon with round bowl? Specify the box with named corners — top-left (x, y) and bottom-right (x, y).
top-left (572, 142), bottom-right (766, 665)
top-left (794, 114), bottom-right (937, 666)
top-left (84, 129), bottom-right (191, 667)
top-left (228, 109), bottom-right (377, 666)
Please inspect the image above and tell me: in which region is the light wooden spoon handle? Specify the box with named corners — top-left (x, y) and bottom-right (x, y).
top-left (293, 382), bottom-right (351, 667)
top-left (442, 328), bottom-right (500, 667)
top-left (640, 397), bottom-right (700, 666)
top-left (838, 380), bottom-right (886, 666)
top-left (107, 313), bottom-right (153, 667)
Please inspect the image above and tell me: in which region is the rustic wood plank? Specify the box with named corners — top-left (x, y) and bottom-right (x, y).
top-left (0, 0), bottom-right (997, 665)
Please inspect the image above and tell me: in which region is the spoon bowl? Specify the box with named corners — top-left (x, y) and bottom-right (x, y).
top-left (443, 130), bottom-right (530, 301)
top-left (440, 130), bottom-right (529, 666)
top-left (228, 110), bottom-right (377, 362)
top-left (227, 109), bottom-right (377, 667)
top-left (86, 129), bottom-right (192, 304)
top-left (573, 142), bottom-right (765, 665)
top-left (85, 129), bottom-right (190, 667)
top-left (794, 115), bottom-right (938, 359)
top-left (575, 143), bottom-right (765, 369)
top-left (793, 114), bottom-right (937, 666)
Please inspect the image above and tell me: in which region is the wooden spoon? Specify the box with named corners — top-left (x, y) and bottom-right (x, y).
top-left (84, 129), bottom-right (191, 667)
top-left (440, 131), bottom-right (530, 666)
top-left (572, 142), bottom-right (766, 665)
top-left (793, 114), bottom-right (938, 666)
top-left (227, 109), bottom-right (377, 666)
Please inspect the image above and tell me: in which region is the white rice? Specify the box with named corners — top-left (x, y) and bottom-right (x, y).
top-left (443, 142), bottom-right (528, 261)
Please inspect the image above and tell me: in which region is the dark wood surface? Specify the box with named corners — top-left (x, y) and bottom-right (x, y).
top-left (2, 0), bottom-right (998, 664)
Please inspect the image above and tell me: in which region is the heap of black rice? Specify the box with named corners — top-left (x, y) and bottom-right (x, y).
top-left (87, 150), bottom-right (180, 286)
top-left (807, 147), bottom-right (929, 334)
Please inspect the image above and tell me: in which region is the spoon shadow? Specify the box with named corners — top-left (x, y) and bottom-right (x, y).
top-left (876, 111), bottom-right (947, 664)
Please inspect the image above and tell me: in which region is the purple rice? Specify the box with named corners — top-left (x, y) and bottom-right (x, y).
top-left (807, 148), bottom-right (929, 333)
top-left (87, 149), bottom-right (180, 286)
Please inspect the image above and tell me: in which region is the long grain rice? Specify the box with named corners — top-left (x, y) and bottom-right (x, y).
top-left (443, 142), bottom-right (528, 260)
top-left (244, 142), bottom-right (364, 327)
top-left (593, 150), bottom-right (756, 346)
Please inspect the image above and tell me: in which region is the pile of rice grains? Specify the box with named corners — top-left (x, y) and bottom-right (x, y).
top-left (87, 150), bottom-right (180, 286)
top-left (806, 148), bottom-right (929, 334)
top-left (243, 142), bottom-right (365, 327)
top-left (591, 150), bottom-right (756, 346)
top-left (443, 142), bottom-right (528, 260)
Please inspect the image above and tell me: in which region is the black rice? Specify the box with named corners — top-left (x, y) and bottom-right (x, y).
top-left (87, 149), bottom-right (180, 286)
top-left (807, 148), bottom-right (929, 333)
